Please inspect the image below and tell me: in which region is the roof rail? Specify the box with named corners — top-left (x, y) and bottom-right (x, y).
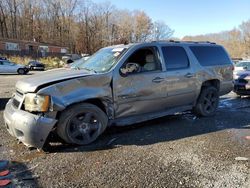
top-left (182, 40), bottom-right (216, 44)
top-left (151, 40), bottom-right (216, 44)
top-left (151, 40), bottom-right (180, 43)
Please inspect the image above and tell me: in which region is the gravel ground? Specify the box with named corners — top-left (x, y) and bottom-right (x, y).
top-left (0, 72), bottom-right (249, 188)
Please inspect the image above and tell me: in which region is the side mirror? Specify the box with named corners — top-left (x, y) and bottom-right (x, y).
top-left (243, 66), bottom-right (248, 70)
top-left (120, 63), bottom-right (141, 76)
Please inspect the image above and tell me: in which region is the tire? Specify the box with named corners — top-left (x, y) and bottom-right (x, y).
top-left (56, 103), bottom-right (108, 145)
top-left (193, 86), bottom-right (219, 117)
top-left (17, 68), bottom-right (25, 75)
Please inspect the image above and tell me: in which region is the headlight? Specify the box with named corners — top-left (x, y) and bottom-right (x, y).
top-left (24, 93), bottom-right (50, 112)
top-left (233, 73), bottom-right (239, 80)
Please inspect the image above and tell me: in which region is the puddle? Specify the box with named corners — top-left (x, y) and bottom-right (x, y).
top-left (181, 113), bottom-right (198, 122)
top-left (219, 96), bottom-right (250, 112)
top-left (219, 98), bottom-right (234, 108)
top-left (227, 128), bottom-right (250, 146)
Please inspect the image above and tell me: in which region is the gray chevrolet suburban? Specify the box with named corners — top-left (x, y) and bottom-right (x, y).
top-left (3, 41), bottom-right (233, 149)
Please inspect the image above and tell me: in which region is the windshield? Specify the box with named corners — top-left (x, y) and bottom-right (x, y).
top-left (71, 58), bottom-right (86, 68)
top-left (236, 61), bottom-right (250, 70)
top-left (78, 47), bottom-right (126, 73)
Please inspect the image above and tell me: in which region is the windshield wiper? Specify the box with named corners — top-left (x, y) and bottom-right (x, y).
top-left (81, 67), bottom-right (97, 73)
top-left (75, 66), bottom-right (80, 70)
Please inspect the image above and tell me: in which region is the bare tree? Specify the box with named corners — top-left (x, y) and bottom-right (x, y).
top-left (0, 0), bottom-right (174, 54)
top-left (240, 20), bottom-right (250, 57)
top-left (152, 20), bottom-right (174, 40)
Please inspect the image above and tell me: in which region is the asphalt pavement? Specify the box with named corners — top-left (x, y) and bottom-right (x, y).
top-left (0, 72), bottom-right (249, 187)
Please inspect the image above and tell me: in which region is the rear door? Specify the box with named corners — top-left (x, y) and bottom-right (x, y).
top-left (161, 45), bottom-right (198, 107)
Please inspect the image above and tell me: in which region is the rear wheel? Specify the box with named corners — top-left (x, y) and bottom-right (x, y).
top-left (17, 68), bottom-right (25, 75)
top-left (57, 103), bottom-right (108, 145)
top-left (193, 86), bottom-right (219, 117)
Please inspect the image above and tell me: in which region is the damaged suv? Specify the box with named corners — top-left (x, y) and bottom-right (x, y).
top-left (4, 41), bottom-right (233, 149)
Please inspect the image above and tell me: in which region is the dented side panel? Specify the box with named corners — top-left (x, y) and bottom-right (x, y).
top-left (37, 72), bottom-right (114, 119)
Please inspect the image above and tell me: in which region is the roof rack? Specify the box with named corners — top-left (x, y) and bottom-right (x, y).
top-left (182, 40), bottom-right (216, 44)
top-left (151, 40), bottom-right (216, 44)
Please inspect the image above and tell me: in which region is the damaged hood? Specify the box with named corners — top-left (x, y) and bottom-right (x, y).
top-left (16, 68), bottom-right (93, 93)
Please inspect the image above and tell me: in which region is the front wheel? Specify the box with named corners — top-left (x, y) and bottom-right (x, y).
top-left (193, 86), bottom-right (219, 117)
top-left (17, 68), bottom-right (25, 75)
top-left (56, 103), bottom-right (108, 145)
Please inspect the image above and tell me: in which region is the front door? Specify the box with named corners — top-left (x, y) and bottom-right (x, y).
top-left (113, 46), bottom-right (168, 118)
top-left (2, 61), bottom-right (17, 73)
top-left (0, 60), bottom-right (10, 73)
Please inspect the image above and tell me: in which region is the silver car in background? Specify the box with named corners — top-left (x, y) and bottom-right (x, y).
top-left (234, 61), bottom-right (250, 74)
top-left (0, 59), bottom-right (29, 74)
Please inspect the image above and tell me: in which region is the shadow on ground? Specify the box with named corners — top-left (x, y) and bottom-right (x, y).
top-left (46, 98), bottom-right (250, 153)
top-left (0, 98), bottom-right (10, 110)
top-left (0, 73), bottom-right (33, 76)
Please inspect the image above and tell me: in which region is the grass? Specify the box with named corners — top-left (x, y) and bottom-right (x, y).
top-left (2, 56), bottom-right (64, 69)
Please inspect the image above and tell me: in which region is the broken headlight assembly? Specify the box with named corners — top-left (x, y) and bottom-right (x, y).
top-left (24, 93), bottom-right (50, 112)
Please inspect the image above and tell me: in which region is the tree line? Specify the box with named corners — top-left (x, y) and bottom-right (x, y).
top-left (0, 0), bottom-right (174, 54)
top-left (183, 20), bottom-right (250, 58)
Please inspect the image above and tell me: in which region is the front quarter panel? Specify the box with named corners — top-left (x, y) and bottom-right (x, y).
top-left (37, 72), bottom-right (114, 117)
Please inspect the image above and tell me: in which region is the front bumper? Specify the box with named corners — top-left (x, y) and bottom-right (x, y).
top-left (3, 99), bottom-right (57, 149)
top-left (32, 66), bottom-right (45, 70)
top-left (233, 83), bottom-right (250, 95)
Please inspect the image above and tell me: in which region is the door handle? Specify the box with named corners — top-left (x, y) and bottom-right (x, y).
top-left (152, 77), bottom-right (164, 83)
top-left (185, 73), bottom-right (194, 78)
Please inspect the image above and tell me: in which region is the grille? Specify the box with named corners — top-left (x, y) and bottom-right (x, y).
top-left (16, 90), bottom-right (23, 97)
top-left (12, 98), bottom-right (20, 108)
top-left (237, 79), bottom-right (248, 84)
top-left (36, 64), bottom-right (44, 67)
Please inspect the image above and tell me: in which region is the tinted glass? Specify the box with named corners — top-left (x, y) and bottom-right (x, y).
top-left (162, 46), bottom-right (189, 70)
top-left (235, 61), bottom-right (250, 67)
top-left (190, 46), bottom-right (231, 66)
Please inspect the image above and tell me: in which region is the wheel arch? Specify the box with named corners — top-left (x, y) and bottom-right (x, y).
top-left (194, 79), bottom-right (220, 106)
top-left (201, 79), bottom-right (220, 91)
top-left (56, 98), bottom-right (114, 121)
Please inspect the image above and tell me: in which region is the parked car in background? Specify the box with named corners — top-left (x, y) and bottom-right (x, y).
top-left (234, 61), bottom-right (250, 73)
top-left (3, 41), bottom-right (233, 149)
top-left (0, 57), bottom-right (7, 60)
top-left (233, 70), bottom-right (250, 96)
top-left (27, 60), bottom-right (45, 71)
top-left (233, 61), bottom-right (250, 81)
top-left (232, 58), bottom-right (243, 64)
top-left (0, 59), bottom-right (29, 74)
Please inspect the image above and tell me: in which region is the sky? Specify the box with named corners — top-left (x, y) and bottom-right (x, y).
top-left (92, 0), bottom-right (250, 38)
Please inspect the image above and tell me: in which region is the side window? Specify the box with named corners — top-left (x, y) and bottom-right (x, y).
top-left (120, 47), bottom-right (162, 75)
top-left (2, 61), bottom-right (10, 65)
top-left (190, 46), bottom-right (231, 66)
top-left (162, 46), bottom-right (189, 70)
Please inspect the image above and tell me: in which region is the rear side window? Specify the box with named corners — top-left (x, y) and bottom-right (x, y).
top-left (190, 46), bottom-right (231, 66)
top-left (162, 46), bottom-right (189, 70)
